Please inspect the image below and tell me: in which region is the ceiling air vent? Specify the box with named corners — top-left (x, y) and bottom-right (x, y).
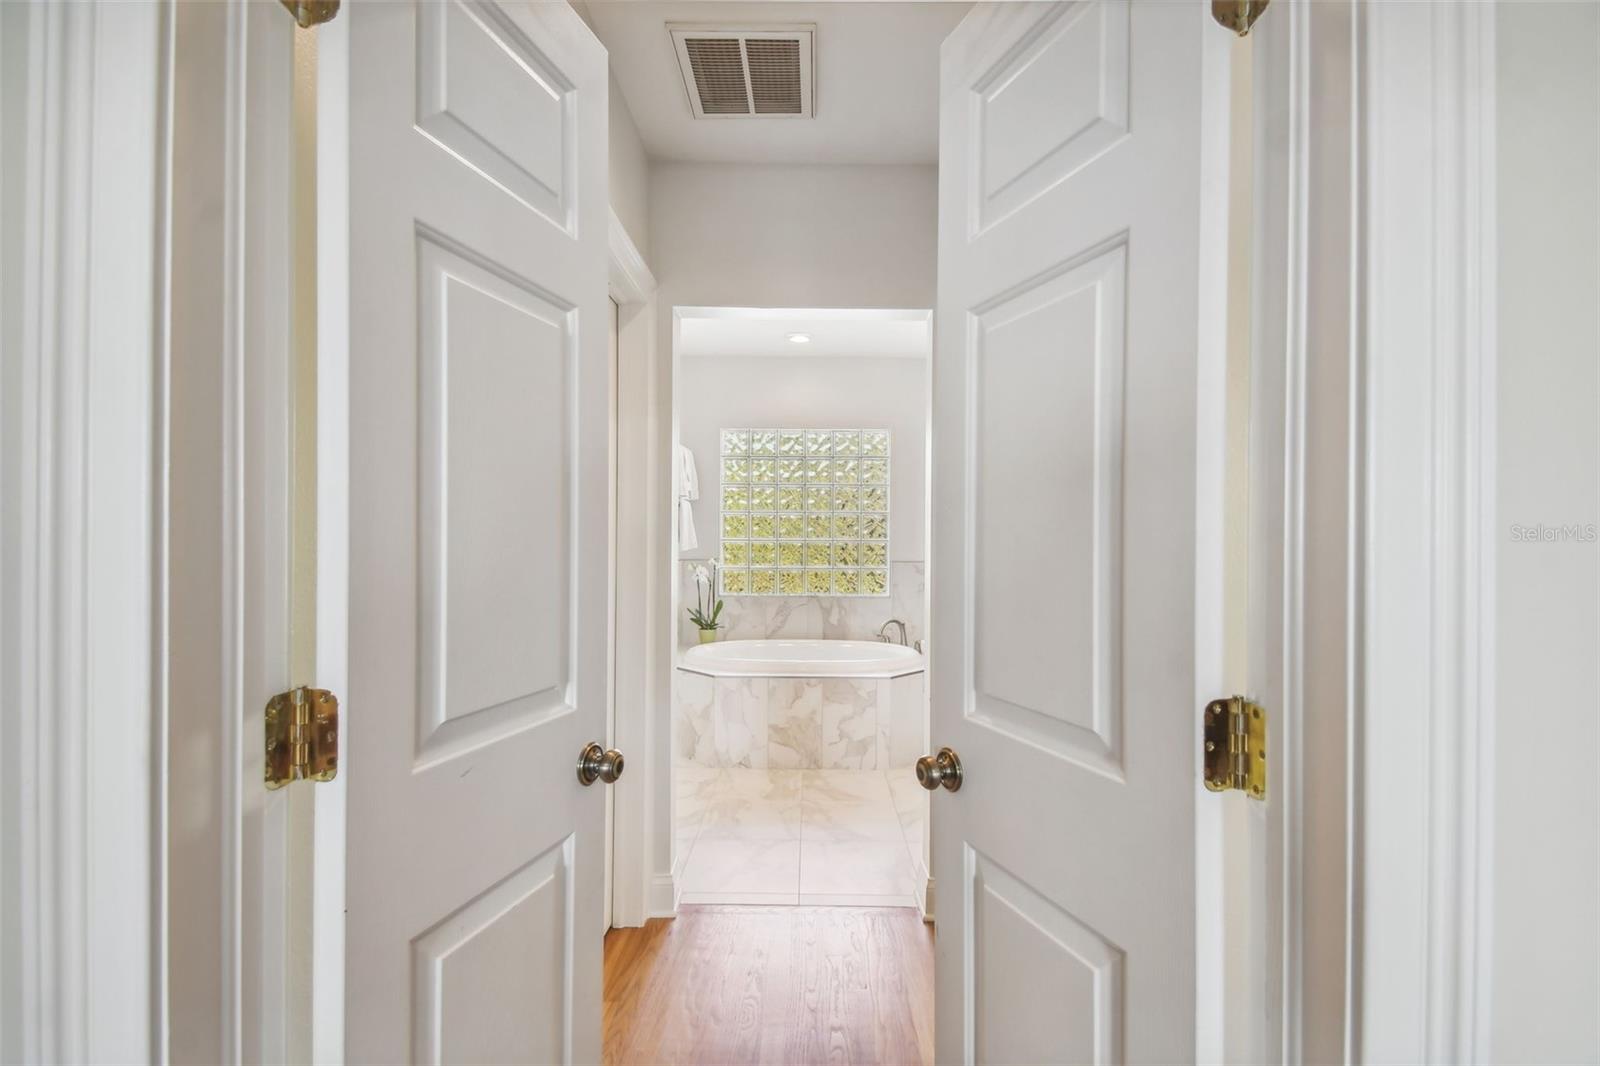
top-left (669, 24), bottom-right (815, 120)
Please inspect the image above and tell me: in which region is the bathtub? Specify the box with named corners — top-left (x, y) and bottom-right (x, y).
top-left (675, 640), bottom-right (927, 771)
top-left (679, 638), bottom-right (923, 679)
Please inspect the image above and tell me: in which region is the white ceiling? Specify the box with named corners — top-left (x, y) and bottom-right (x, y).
top-left (581, 1), bottom-right (972, 166)
top-left (678, 308), bottom-right (931, 358)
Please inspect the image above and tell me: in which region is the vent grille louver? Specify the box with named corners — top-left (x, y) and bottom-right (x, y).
top-left (670, 25), bottom-right (814, 119)
top-left (745, 39), bottom-right (802, 114)
top-left (684, 39), bottom-right (749, 115)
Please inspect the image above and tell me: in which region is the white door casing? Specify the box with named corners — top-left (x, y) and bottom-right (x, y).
top-left (337, 2), bottom-right (610, 1062)
top-left (933, 2), bottom-right (1230, 1062)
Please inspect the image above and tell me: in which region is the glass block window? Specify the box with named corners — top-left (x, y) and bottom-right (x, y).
top-left (718, 428), bottom-right (890, 597)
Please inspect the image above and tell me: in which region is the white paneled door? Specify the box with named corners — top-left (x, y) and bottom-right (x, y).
top-left (339, 2), bottom-right (609, 1062)
top-left (933, 2), bottom-right (1229, 1062)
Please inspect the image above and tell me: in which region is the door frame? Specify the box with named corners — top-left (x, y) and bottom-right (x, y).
top-left (607, 210), bottom-right (659, 929)
top-left (0, 3), bottom-right (168, 1061)
top-left (1250, 1), bottom-right (1500, 1062)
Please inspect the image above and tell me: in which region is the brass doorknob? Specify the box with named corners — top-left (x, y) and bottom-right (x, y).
top-left (915, 747), bottom-right (963, 792)
top-left (576, 742), bottom-right (625, 786)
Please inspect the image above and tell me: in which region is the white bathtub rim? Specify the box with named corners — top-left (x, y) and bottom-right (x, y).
top-left (678, 638), bottom-right (926, 680)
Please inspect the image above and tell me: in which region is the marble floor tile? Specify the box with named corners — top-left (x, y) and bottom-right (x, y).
top-left (800, 769), bottom-right (904, 843)
top-left (674, 766), bottom-right (921, 907)
top-left (677, 836), bottom-right (801, 896)
top-left (698, 767), bottom-right (802, 840)
top-left (798, 839), bottom-right (917, 900)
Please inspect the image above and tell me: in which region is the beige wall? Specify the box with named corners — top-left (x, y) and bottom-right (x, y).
top-left (649, 162), bottom-right (937, 310)
top-left (1492, 3), bottom-right (1600, 1061)
top-left (608, 68), bottom-right (651, 261)
top-left (569, 0), bottom-right (652, 260)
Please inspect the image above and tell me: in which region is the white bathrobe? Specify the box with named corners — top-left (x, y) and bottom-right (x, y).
top-left (676, 444), bottom-right (700, 551)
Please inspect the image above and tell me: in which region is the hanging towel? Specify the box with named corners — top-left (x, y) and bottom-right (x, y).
top-left (676, 445), bottom-right (700, 552)
top-left (677, 444), bottom-right (700, 502)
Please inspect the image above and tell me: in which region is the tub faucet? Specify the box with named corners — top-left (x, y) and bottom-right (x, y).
top-left (878, 619), bottom-right (909, 646)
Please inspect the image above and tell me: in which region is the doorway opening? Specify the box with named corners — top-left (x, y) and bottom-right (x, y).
top-left (666, 307), bottom-right (933, 910)
top-left (602, 305), bottom-right (936, 1062)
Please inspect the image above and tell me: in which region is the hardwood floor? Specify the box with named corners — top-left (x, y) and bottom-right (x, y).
top-left (603, 906), bottom-right (935, 1066)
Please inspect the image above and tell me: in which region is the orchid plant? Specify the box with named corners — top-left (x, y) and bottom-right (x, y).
top-left (687, 562), bottom-right (724, 633)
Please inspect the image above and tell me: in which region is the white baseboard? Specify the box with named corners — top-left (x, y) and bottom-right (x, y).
top-left (920, 876), bottom-right (935, 923)
top-left (647, 872), bottom-right (679, 919)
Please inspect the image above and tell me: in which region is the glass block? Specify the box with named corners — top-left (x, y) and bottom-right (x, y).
top-left (718, 428), bottom-right (892, 596)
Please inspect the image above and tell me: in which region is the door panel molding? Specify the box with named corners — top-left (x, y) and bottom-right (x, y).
top-left (964, 846), bottom-right (1125, 1066)
top-left (965, 236), bottom-right (1127, 781)
top-left (416, 0), bottom-right (578, 230)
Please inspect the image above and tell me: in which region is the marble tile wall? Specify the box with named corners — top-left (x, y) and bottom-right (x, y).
top-left (677, 560), bottom-right (926, 649)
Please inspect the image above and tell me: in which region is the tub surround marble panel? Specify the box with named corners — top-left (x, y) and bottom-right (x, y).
top-left (821, 678), bottom-right (878, 770)
top-left (888, 673), bottom-right (925, 770)
top-left (675, 672), bottom-right (902, 770)
top-left (712, 677), bottom-right (767, 769)
top-left (766, 679), bottom-right (823, 768)
top-left (674, 671), bottom-right (716, 766)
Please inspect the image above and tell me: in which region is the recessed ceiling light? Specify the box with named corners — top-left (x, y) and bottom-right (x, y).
top-left (787, 332), bottom-right (811, 344)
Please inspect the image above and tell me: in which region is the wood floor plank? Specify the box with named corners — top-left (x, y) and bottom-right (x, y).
top-left (604, 906), bottom-right (935, 1066)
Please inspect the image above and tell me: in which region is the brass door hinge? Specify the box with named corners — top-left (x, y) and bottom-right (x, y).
top-left (1203, 696), bottom-right (1266, 799)
top-left (278, 0), bottom-right (339, 29)
top-left (265, 686), bottom-right (339, 790)
top-left (1212, 0), bottom-right (1270, 37)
